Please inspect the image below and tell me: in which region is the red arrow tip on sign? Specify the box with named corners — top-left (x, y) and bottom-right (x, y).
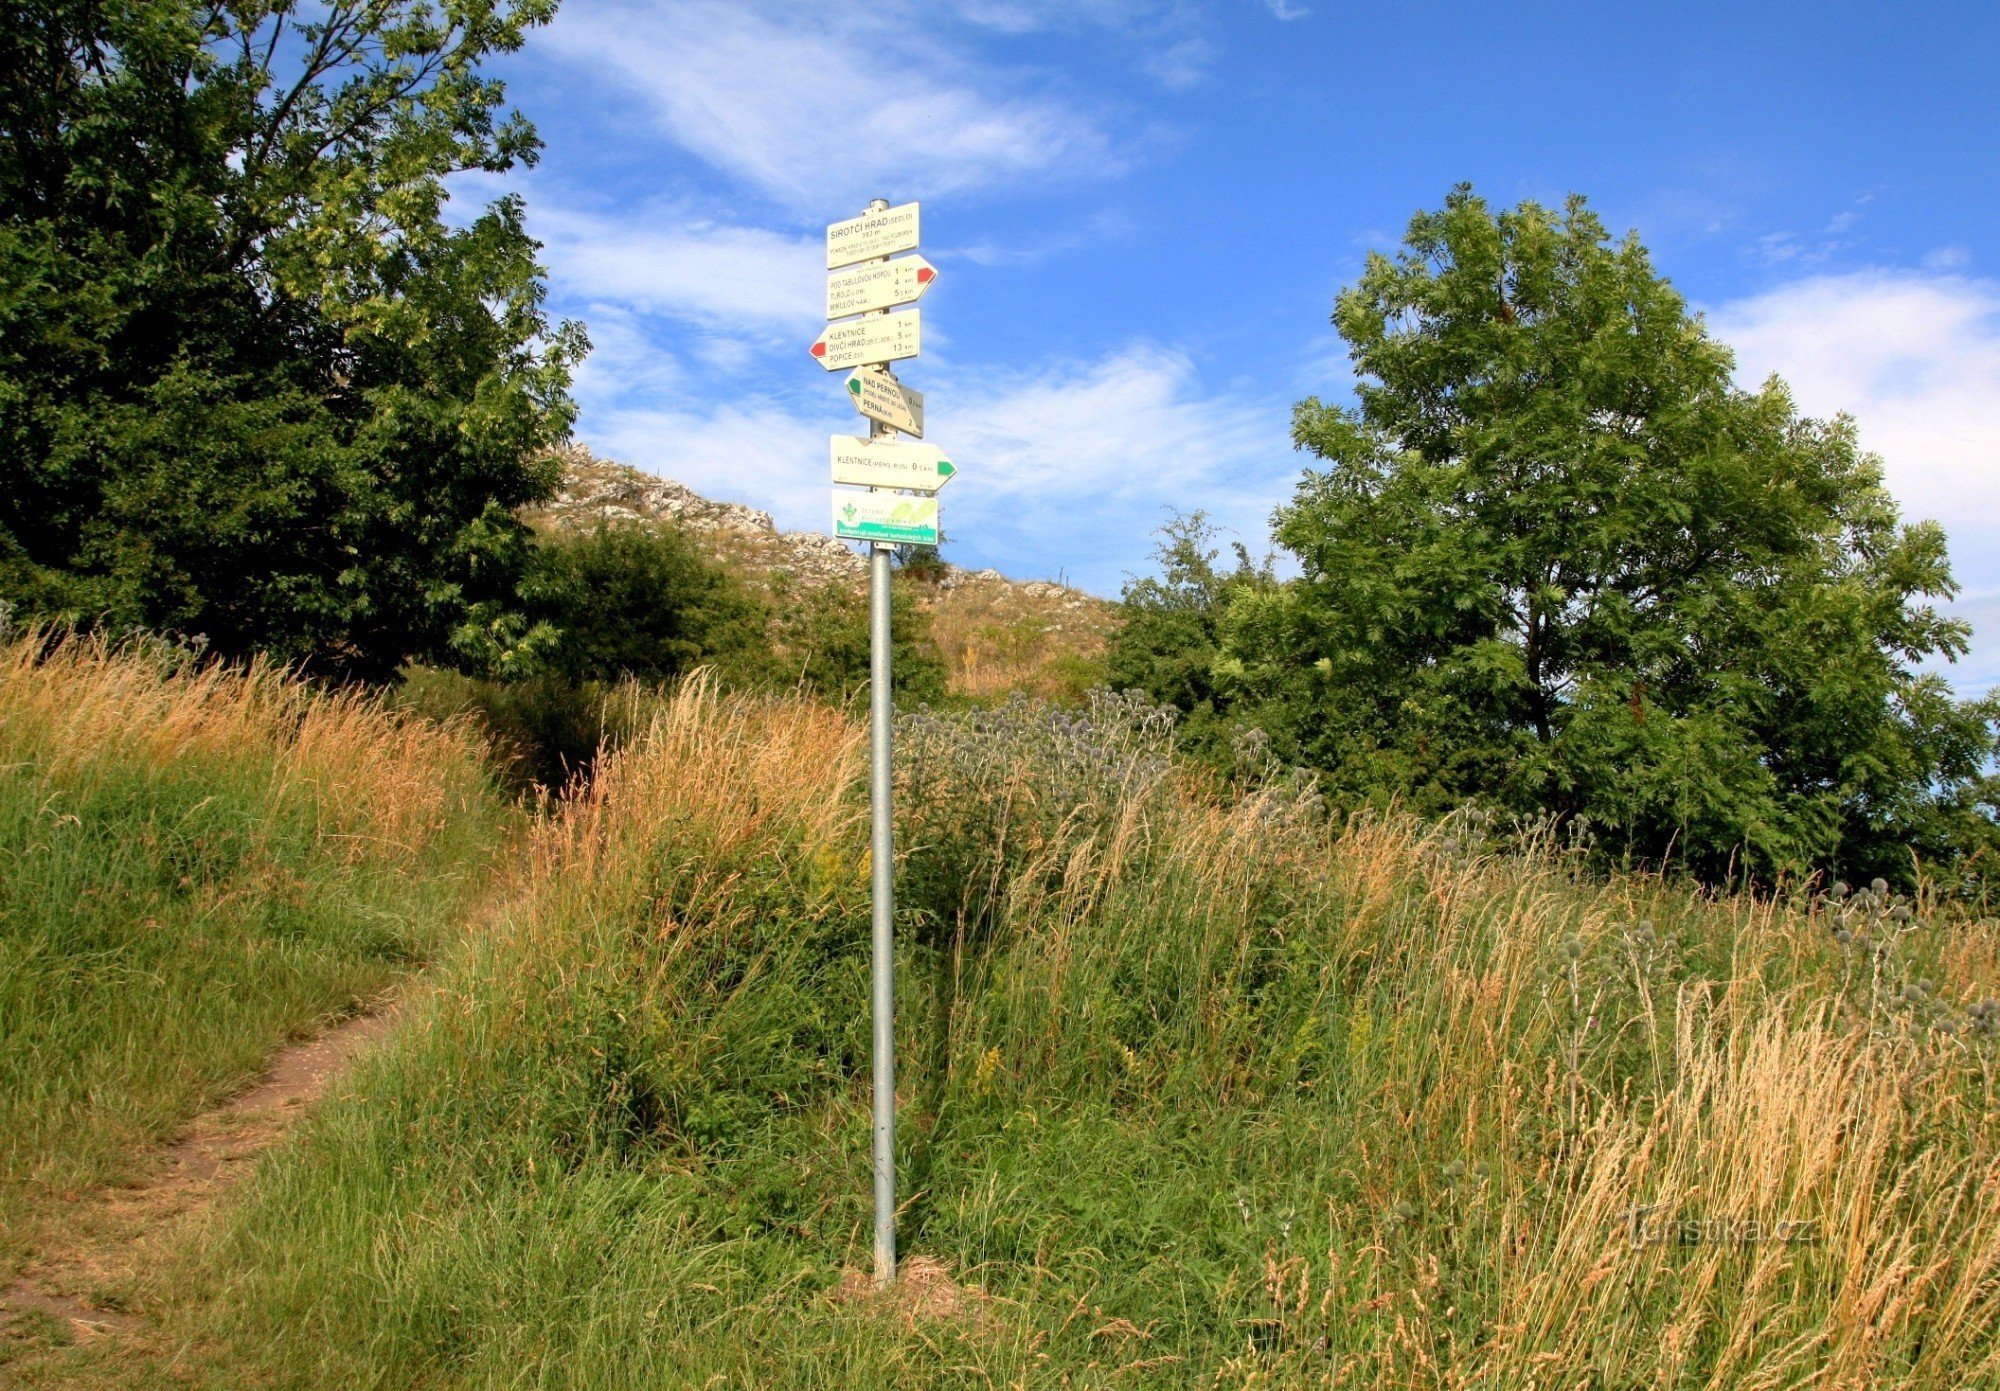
top-left (810, 339), bottom-right (827, 358)
top-left (916, 267), bottom-right (935, 284)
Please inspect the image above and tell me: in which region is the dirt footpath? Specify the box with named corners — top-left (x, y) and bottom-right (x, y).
top-left (0, 1002), bottom-right (402, 1367)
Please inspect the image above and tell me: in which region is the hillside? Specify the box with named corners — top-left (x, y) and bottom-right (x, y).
top-left (529, 445), bottom-right (1120, 700)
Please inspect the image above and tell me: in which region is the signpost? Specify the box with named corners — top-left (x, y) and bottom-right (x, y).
top-left (819, 197), bottom-right (957, 1291)
top-left (830, 436), bottom-right (954, 492)
top-left (846, 368), bottom-right (924, 437)
top-left (808, 312), bottom-right (921, 371)
top-left (826, 255), bottom-right (937, 318)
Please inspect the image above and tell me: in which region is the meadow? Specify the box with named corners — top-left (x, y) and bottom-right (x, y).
top-left (0, 635), bottom-right (509, 1270)
top-left (6, 644), bottom-right (1999, 1387)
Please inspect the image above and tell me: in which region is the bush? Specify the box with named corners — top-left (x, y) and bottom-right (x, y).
top-left (766, 571), bottom-right (945, 705)
top-left (527, 526), bottom-right (770, 687)
top-left (393, 668), bottom-right (646, 796)
top-left (895, 690), bottom-right (1179, 942)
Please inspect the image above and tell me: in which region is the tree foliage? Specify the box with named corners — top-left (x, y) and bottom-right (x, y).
top-left (1108, 512), bottom-right (1273, 758)
top-left (525, 526), bottom-right (770, 688)
top-left (1138, 188), bottom-right (1997, 884)
top-left (0, 0), bottom-right (583, 681)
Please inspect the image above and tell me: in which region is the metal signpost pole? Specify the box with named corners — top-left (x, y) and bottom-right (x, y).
top-left (823, 195), bottom-right (940, 1289)
top-left (861, 198), bottom-right (898, 1289)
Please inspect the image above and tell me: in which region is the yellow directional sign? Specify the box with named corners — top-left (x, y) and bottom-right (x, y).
top-left (826, 201), bottom-right (920, 269)
top-left (830, 435), bottom-right (955, 493)
top-left (810, 312), bottom-right (920, 371)
top-left (827, 255), bottom-right (937, 319)
top-left (846, 368), bottom-right (924, 436)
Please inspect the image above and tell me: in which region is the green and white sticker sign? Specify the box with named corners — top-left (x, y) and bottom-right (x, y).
top-left (833, 491), bottom-right (940, 546)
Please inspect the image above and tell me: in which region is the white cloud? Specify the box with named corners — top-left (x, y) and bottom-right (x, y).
top-left (1944, 591), bottom-right (2000, 698)
top-left (538, 1), bottom-right (1127, 208)
top-left (935, 344), bottom-right (1296, 587)
top-left (532, 205), bottom-right (820, 332)
top-left (952, 0), bottom-right (1168, 31)
top-left (1707, 270), bottom-right (2000, 696)
top-left (1143, 38), bottom-right (1216, 92)
top-left (579, 401), bottom-right (831, 534)
top-left (565, 303), bottom-right (681, 406)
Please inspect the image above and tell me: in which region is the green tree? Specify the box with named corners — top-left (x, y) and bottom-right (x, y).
top-left (1110, 512), bottom-right (1274, 741)
top-left (0, 0), bottom-right (583, 682)
top-left (1229, 187), bottom-right (1997, 884)
top-left (525, 524), bottom-right (769, 686)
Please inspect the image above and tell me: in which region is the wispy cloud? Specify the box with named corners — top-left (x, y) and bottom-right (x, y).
top-left (1144, 37), bottom-right (1217, 91)
top-left (952, 0), bottom-right (1217, 88)
top-left (531, 204), bottom-right (820, 333)
top-left (933, 344), bottom-right (1296, 587)
top-left (576, 398), bottom-right (830, 534)
top-left (537, 1), bottom-right (1130, 209)
top-left (1708, 269), bottom-right (2000, 695)
top-left (1743, 196), bottom-right (1873, 267)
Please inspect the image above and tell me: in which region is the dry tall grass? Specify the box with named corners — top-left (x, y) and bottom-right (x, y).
top-left (152, 681), bottom-right (2000, 1388)
top-left (0, 633), bottom-right (507, 1261)
top-left (922, 577), bottom-right (1116, 701)
top-left (0, 634), bottom-right (487, 851)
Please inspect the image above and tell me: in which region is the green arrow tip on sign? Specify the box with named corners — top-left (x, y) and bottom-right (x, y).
top-left (846, 377), bottom-right (861, 397)
top-left (938, 460), bottom-right (955, 478)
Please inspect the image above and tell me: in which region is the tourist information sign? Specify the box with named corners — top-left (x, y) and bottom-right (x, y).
top-left (846, 368), bottom-right (924, 437)
top-left (826, 201), bottom-right (920, 269)
top-left (832, 490), bottom-right (940, 546)
top-left (827, 255), bottom-right (937, 318)
top-left (830, 435), bottom-right (955, 492)
top-left (809, 311), bottom-right (920, 371)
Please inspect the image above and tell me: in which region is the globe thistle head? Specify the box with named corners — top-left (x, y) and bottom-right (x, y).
top-left (1871, 877), bottom-right (1890, 895)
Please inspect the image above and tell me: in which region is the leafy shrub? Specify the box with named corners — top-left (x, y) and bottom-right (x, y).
top-left (394, 668), bottom-right (644, 795)
top-left (526, 525), bottom-right (770, 687)
top-left (403, 530), bottom-right (952, 793)
top-left (765, 571), bottom-right (945, 704)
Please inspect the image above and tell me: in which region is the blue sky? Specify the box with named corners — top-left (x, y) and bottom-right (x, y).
top-left (464, 0), bottom-right (2000, 697)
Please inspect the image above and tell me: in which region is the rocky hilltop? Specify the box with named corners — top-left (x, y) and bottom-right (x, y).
top-left (528, 444), bottom-right (1118, 698)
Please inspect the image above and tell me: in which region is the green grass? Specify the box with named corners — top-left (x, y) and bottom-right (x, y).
top-left (127, 681), bottom-right (1997, 1388)
top-left (11, 664), bottom-right (2000, 1386)
top-left (0, 636), bottom-right (512, 1267)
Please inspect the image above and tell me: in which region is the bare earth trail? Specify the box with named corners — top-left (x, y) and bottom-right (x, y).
top-left (0, 999), bottom-right (405, 1367)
